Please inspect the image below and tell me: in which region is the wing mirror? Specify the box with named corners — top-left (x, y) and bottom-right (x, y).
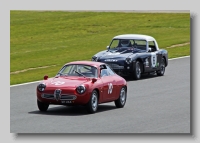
top-left (148, 47), bottom-right (152, 52)
top-left (106, 46), bottom-right (110, 50)
top-left (44, 75), bottom-right (48, 80)
top-left (91, 78), bottom-right (97, 83)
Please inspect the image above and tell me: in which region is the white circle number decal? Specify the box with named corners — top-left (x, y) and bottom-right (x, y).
top-left (151, 53), bottom-right (157, 67)
top-left (108, 83), bottom-right (113, 94)
top-left (51, 81), bottom-right (65, 85)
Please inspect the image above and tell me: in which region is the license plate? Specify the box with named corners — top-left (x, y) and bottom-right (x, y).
top-left (61, 100), bottom-right (74, 104)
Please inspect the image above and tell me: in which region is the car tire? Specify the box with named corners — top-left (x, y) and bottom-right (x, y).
top-left (86, 90), bottom-right (98, 114)
top-left (37, 100), bottom-right (49, 111)
top-left (132, 61), bottom-right (141, 80)
top-left (115, 87), bottom-right (127, 108)
top-left (157, 57), bottom-right (165, 76)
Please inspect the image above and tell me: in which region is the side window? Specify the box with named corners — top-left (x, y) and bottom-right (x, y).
top-left (106, 65), bottom-right (115, 75)
top-left (100, 69), bottom-right (109, 77)
top-left (148, 41), bottom-right (156, 52)
top-left (100, 64), bottom-right (109, 77)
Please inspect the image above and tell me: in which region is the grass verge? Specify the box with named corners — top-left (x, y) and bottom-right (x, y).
top-left (10, 11), bottom-right (190, 85)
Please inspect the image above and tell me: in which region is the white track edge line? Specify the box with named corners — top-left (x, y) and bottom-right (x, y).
top-left (10, 80), bottom-right (41, 87)
top-left (168, 55), bottom-right (190, 60)
top-left (10, 55), bottom-right (190, 87)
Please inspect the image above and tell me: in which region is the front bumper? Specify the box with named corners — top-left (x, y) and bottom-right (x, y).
top-left (37, 90), bottom-right (91, 105)
top-left (105, 61), bottom-right (135, 76)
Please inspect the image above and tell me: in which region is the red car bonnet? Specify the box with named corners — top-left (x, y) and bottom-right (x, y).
top-left (44, 76), bottom-right (91, 88)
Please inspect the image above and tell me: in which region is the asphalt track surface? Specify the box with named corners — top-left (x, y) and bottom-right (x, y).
top-left (10, 57), bottom-right (190, 133)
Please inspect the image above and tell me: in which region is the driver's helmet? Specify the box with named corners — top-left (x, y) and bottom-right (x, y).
top-left (121, 39), bottom-right (131, 47)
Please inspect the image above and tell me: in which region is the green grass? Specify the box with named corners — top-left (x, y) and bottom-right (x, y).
top-left (10, 11), bottom-right (190, 85)
top-left (166, 45), bottom-right (190, 59)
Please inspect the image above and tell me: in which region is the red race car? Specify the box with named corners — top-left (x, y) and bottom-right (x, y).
top-left (36, 61), bottom-right (127, 113)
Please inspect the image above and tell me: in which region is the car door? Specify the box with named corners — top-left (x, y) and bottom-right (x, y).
top-left (150, 50), bottom-right (163, 71)
top-left (100, 66), bottom-right (116, 102)
top-left (105, 65), bottom-right (117, 98)
top-left (145, 41), bottom-right (162, 72)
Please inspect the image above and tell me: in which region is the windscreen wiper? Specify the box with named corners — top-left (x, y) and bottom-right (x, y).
top-left (74, 70), bottom-right (86, 78)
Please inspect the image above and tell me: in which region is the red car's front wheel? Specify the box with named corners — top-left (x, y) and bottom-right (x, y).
top-left (86, 90), bottom-right (98, 114)
top-left (37, 100), bottom-right (49, 111)
top-left (115, 87), bottom-right (127, 108)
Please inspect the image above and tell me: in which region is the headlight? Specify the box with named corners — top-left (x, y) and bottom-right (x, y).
top-left (76, 85), bottom-right (86, 94)
top-left (37, 83), bottom-right (46, 92)
top-left (125, 58), bottom-right (132, 64)
top-left (92, 56), bottom-right (98, 61)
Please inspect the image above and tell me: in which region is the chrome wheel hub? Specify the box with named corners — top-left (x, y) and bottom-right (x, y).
top-left (160, 60), bottom-right (165, 74)
top-left (136, 63), bottom-right (141, 78)
top-left (120, 89), bottom-right (126, 105)
top-left (91, 93), bottom-right (97, 110)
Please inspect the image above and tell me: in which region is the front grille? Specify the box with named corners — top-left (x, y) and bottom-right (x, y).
top-left (41, 94), bottom-right (76, 100)
top-left (60, 95), bottom-right (77, 100)
top-left (54, 89), bottom-right (61, 101)
top-left (107, 63), bottom-right (124, 69)
top-left (42, 94), bottom-right (54, 99)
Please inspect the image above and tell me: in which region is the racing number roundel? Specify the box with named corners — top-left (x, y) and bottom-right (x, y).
top-left (151, 53), bottom-right (157, 67)
top-left (108, 83), bottom-right (113, 94)
top-left (51, 81), bottom-right (65, 85)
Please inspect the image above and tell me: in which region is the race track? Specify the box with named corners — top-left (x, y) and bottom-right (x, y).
top-left (10, 57), bottom-right (190, 133)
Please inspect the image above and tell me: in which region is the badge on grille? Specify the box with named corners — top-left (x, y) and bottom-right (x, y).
top-left (54, 89), bottom-right (62, 101)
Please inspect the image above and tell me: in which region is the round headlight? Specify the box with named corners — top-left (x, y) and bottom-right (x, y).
top-left (76, 85), bottom-right (86, 94)
top-left (37, 83), bottom-right (46, 92)
top-left (125, 58), bottom-right (132, 64)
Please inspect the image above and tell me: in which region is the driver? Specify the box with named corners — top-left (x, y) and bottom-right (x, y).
top-left (120, 39), bottom-right (131, 47)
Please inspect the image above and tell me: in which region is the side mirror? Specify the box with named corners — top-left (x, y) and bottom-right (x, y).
top-left (106, 46), bottom-right (110, 50)
top-left (148, 47), bottom-right (152, 52)
top-left (44, 75), bottom-right (48, 80)
top-left (91, 78), bottom-right (97, 83)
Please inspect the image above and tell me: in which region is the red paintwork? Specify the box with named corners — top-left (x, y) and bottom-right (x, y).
top-left (44, 75), bottom-right (48, 80)
top-left (36, 61), bottom-right (127, 106)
